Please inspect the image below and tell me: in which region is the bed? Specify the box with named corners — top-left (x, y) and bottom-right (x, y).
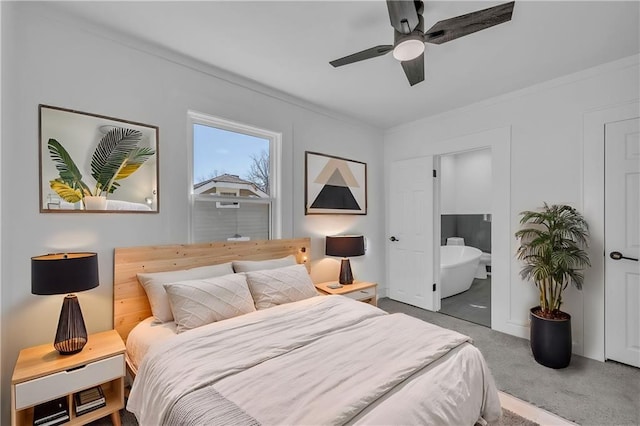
top-left (114, 238), bottom-right (501, 425)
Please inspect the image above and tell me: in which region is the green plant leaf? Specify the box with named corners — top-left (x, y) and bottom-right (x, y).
top-left (114, 147), bottom-right (156, 181)
top-left (47, 139), bottom-right (91, 195)
top-left (515, 203), bottom-right (590, 313)
top-left (90, 127), bottom-right (143, 195)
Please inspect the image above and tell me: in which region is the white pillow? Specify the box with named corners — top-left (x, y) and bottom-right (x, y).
top-left (232, 255), bottom-right (297, 273)
top-left (164, 273), bottom-right (255, 333)
top-left (244, 264), bottom-right (318, 310)
top-left (137, 262), bottom-right (234, 323)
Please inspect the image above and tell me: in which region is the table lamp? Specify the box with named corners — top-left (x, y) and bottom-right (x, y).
top-left (325, 235), bottom-right (365, 284)
top-left (31, 252), bottom-right (99, 355)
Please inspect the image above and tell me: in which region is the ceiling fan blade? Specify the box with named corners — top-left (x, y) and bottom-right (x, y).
top-left (329, 45), bottom-right (393, 67)
top-left (401, 53), bottom-right (424, 86)
top-left (424, 1), bottom-right (514, 45)
top-left (386, 0), bottom-right (420, 34)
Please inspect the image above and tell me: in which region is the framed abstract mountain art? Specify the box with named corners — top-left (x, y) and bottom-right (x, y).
top-left (305, 151), bottom-right (367, 215)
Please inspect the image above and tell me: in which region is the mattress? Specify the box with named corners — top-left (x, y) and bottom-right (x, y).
top-left (127, 295), bottom-right (501, 425)
top-left (125, 317), bottom-right (176, 375)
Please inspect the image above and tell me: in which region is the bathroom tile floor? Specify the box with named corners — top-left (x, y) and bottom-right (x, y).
top-left (440, 276), bottom-right (491, 327)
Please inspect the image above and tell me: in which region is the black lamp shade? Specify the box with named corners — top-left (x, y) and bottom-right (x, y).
top-left (31, 252), bottom-right (99, 355)
top-left (325, 235), bottom-right (365, 258)
top-left (32, 252), bottom-right (99, 295)
top-left (325, 235), bottom-right (365, 285)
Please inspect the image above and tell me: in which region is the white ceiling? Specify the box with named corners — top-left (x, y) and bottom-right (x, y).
top-left (49, 1), bottom-right (639, 129)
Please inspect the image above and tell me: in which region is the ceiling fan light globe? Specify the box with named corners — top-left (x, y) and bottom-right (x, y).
top-left (392, 39), bottom-right (425, 61)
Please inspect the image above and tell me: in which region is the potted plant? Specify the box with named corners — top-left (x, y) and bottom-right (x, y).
top-left (48, 127), bottom-right (155, 210)
top-left (515, 203), bottom-right (590, 368)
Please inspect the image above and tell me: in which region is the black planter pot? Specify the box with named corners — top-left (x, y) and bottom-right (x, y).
top-left (529, 307), bottom-right (572, 369)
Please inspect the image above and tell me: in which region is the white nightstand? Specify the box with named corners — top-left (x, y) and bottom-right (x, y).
top-left (11, 329), bottom-right (126, 426)
top-left (315, 281), bottom-right (378, 306)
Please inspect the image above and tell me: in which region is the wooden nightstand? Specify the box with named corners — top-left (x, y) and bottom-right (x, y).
top-left (11, 329), bottom-right (126, 426)
top-left (315, 281), bottom-right (378, 306)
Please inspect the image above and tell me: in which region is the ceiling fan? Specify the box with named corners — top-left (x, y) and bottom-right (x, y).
top-left (330, 1), bottom-right (515, 86)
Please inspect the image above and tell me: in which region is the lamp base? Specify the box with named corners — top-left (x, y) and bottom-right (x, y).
top-left (54, 294), bottom-right (88, 355)
top-left (339, 258), bottom-right (354, 285)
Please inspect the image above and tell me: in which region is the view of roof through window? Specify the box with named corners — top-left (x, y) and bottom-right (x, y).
top-left (193, 124), bottom-right (270, 195)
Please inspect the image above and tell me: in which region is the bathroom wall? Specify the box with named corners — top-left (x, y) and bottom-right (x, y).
top-left (441, 214), bottom-right (491, 252)
top-left (440, 148), bottom-right (492, 214)
top-left (440, 148), bottom-right (492, 251)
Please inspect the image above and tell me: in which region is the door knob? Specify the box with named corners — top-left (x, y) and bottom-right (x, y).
top-left (389, 236), bottom-right (399, 242)
top-left (610, 251), bottom-right (639, 262)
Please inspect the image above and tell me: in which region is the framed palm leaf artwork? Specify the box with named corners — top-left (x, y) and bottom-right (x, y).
top-left (305, 151), bottom-right (367, 215)
top-left (39, 105), bottom-right (159, 213)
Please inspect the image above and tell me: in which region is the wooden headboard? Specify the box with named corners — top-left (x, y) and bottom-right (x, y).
top-left (113, 238), bottom-right (311, 342)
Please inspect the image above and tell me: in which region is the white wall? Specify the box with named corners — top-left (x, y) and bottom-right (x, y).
top-left (441, 148), bottom-right (492, 214)
top-left (384, 54), bottom-right (640, 361)
top-left (0, 3), bottom-right (384, 421)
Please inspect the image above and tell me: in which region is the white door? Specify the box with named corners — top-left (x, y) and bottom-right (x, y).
top-left (605, 117), bottom-right (640, 368)
top-left (388, 156), bottom-right (435, 310)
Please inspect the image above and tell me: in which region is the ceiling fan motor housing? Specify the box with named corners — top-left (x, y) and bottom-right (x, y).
top-left (393, 14), bottom-right (425, 61)
top-left (394, 14), bottom-right (424, 46)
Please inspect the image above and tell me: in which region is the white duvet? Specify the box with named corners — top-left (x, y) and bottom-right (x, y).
top-left (128, 295), bottom-right (501, 425)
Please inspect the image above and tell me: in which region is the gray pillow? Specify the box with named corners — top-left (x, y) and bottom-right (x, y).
top-left (137, 262), bottom-right (234, 323)
top-left (232, 255), bottom-right (297, 273)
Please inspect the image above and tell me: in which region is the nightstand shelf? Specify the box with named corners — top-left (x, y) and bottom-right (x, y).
top-left (11, 330), bottom-right (125, 426)
top-left (315, 281), bottom-right (378, 306)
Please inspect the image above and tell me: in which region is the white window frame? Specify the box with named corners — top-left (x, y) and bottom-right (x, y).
top-left (187, 111), bottom-right (282, 242)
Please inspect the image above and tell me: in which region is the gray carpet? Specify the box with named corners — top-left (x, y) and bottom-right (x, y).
top-left (87, 408), bottom-right (135, 425)
top-left (379, 297), bottom-right (640, 426)
top-left (440, 276), bottom-right (492, 327)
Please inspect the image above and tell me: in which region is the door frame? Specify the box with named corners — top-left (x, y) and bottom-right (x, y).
top-left (583, 100), bottom-right (640, 362)
top-left (385, 127), bottom-right (516, 336)
top-left (435, 147), bottom-right (493, 323)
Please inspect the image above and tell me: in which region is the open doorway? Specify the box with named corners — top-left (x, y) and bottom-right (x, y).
top-left (438, 147), bottom-right (492, 327)
top-left (386, 126), bottom-right (510, 335)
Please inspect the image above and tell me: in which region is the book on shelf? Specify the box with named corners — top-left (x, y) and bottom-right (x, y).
top-left (34, 414), bottom-right (69, 426)
top-left (75, 400), bottom-right (106, 416)
top-left (74, 385), bottom-right (106, 416)
top-left (33, 396), bottom-right (69, 426)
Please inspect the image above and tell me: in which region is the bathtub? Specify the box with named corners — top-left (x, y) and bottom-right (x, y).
top-left (440, 245), bottom-right (482, 298)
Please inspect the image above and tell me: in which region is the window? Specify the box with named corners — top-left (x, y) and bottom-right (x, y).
top-left (189, 112), bottom-right (280, 242)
